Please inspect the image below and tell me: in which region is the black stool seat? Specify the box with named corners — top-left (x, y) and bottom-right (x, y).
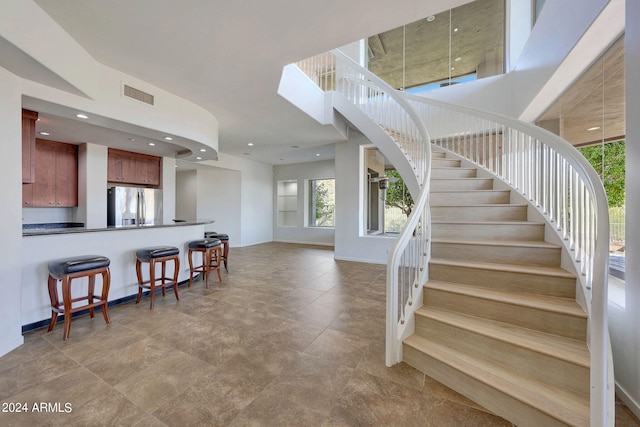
top-left (136, 246), bottom-right (179, 260)
top-left (204, 232), bottom-right (229, 241)
top-left (48, 255), bottom-right (110, 275)
top-left (188, 238), bottom-right (221, 250)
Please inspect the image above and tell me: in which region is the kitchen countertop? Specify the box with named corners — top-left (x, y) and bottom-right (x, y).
top-left (23, 219), bottom-right (214, 237)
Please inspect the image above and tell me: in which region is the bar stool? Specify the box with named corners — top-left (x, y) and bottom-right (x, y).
top-left (135, 246), bottom-right (180, 309)
top-left (188, 238), bottom-right (222, 288)
top-left (47, 255), bottom-right (111, 340)
top-left (204, 232), bottom-right (230, 271)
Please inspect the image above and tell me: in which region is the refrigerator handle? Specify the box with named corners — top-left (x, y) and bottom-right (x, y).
top-left (140, 190), bottom-right (146, 225)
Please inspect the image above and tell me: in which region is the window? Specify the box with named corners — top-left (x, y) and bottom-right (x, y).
top-left (308, 179), bottom-right (335, 227)
top-left (363, 147), bottom-right (411, 235)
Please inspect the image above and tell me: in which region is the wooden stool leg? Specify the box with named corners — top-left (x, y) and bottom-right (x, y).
top-left (223, 241), bottom-right (229, 272)
top-left (149, 259), bottom-right (156, 310)
top-left (188, 249), bottom-right (194, 287)
top-left (47, 275), bottom-right (59, 332)
top-left (172, 256), bottom-right (180, 300)
top-left (216, 247), bottom-right (222, 282)
top-left (62, 276), bottom-right (73, 340)
top-left (204, 249), bottom-right (210, 288)
top-left (161, 260), bottom-right (167, 297)
top-left (135, 259), bottom-right (144, 304)
top-left (88, 275), bottom-right (95, 318)
top-left (101, 268), bottom-right (112, 325)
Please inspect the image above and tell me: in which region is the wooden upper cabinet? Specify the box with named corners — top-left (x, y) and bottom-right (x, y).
top-left (22, 109), bottom-right (38, 184)
top-left (23, 139), bottom-right (78, 207)
top-left (108, 148), bottom-right (161, 186)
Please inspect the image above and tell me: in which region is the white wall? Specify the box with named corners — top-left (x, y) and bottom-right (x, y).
top-left (335, 130), bottom-right (395, 264)
top-left (273, 159), bottom-right (335, 246)
top-left (196, 168), bottom-right (242, 240)
top-left (610, 0), bottom-right (640, 418)
top-left (78, 143), bottom-right (108, 229)
top-left (211, 154), bottom-right (273, 247)
top-left (175, 170), bottom-right (197, 220)
top-left (0, 66), bottom-right (25, 356)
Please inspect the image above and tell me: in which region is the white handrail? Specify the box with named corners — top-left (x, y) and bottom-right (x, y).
top-left (328, 49), bottom-right (433, 367)
top-left (405, 94), bottom-right (611, 426)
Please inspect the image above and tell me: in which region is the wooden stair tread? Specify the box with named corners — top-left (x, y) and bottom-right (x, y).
top-left (430, 189), bottom-right (509, 194)
top-left (431, 203), bottom-right (527, 207)
top-left (430, 258), bottom-right (576, 279)
top-left (425, 280), bottom-right (587, 318)
top-left (432, 238), bottom-right (560, 249)
top-left (415, 306), bottom-right (590, 367)
top-left (403, 335), bottom-right (589, 426)
top-left (432, 220), bottom-right (543, 226)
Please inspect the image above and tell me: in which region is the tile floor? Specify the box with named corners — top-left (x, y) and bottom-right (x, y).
top-left (1, 242), bottom-right (638, 426)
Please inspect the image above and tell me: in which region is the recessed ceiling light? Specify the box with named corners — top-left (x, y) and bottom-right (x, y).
top-left (76, 113), bottom-right (89, 119)
top-left (248, 142), bottom-right (254, 146)
top-left (200, 148), bottom-right (206, 152)
top-left (148, 142), bottom-right (155, 146)
top-left (587, 126), bottom-right (601, 131)
top-left (455, 57), bottom-right (462, 62)
top-left (316, 153), bottom-right (320, 156)
top-left (164, 136), bottom-right (173, 141)
top-left (451, 67), bottom-right (455, 70)
top-left (128, 138), bottom-right (135, 142)
top-left (427, 15), bottom-right (435, 22)
top-left (38, 131), bottom-right (50, 136)
top-left (453, 28), bottom-right (459, 32)
top-left (196, 156), bottom-right (202, 160)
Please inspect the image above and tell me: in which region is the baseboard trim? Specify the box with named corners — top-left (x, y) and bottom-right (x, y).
top-left (334, 254), bottom-right (387, 265)
top-left (273, 239), bottom-right (335, 247)
top-left (616, 382), bottom-right (640, 420)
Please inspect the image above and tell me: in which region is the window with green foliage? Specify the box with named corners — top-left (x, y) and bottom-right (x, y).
top-left (383, 170), bottom-right (413, 233)
top-left (578, 141), bottom-right (625, 208)
top-left (309, 179), bottom-right (335, 227)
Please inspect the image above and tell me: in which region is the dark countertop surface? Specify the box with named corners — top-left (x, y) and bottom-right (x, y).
top-left (23, 219), bottom-right (214, 237)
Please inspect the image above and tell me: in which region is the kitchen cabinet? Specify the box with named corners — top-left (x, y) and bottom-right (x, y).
top-left (22, 109), bottom-right (38, 184)
top-left (23, 139), bottom-right (78, 207)
top-left (108, 148), bottom-right (161, 186)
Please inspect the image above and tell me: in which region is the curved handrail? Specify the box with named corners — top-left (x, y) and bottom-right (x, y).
top-left (405, 93), bottom-right (611, 425)
top-left (328, 49), bottom-right (433, 366)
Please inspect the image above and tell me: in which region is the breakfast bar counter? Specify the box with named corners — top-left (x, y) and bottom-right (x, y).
top-left (21, 220), bottom-right (214, 330)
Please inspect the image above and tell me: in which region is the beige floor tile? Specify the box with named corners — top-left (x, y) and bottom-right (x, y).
top-left (304, 328), bottom-right (373, 368)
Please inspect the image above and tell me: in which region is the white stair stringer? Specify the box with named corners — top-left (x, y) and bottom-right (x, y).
top-left (402, 149), bottom-right (591, 427)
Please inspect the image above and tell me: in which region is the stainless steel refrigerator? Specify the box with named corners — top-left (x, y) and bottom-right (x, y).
top-left (107, 186), bottom-right (163, 226)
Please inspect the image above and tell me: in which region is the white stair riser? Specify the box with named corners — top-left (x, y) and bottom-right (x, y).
top-left (428, 263), bottom-right (576, 298)
top-left (431, 242), bottom-right (561, 267)
top-left (432, 223), bottom-right (545, 241)
top-left (431, 178), bottom-right (493, 191)
top-left (431, 205), bottom-right (527, 221)
top-left (415, 315), bottom-right (589, 395)
top-left (431, 168), bottom-right (477, 179)
top-left (424, 288), bottom-right (586, 341)
top-left (403, 346), bottom-right (576, 427)
top-left (432, 158), bottom-right (461, 168)
top-left (431, 191), bottom-right (510, 205)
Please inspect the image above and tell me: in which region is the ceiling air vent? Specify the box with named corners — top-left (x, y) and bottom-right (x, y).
top-left (123, 84), bottom-right (154, 106)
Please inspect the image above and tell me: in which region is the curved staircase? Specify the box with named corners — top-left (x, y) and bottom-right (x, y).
top-left (403, 149), bottom-right (590, 426)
